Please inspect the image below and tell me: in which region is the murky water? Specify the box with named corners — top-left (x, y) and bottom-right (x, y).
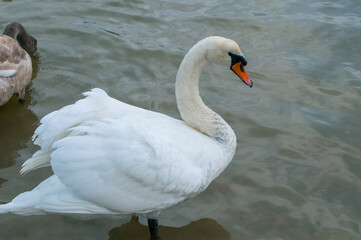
top-left (1, 0), bottom-right (361, 239)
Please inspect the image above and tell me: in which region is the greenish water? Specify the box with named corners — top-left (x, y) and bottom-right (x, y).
top-left (1, 0), bottom-right (361, 239)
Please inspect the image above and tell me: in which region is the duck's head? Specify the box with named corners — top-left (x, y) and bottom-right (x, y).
top-left (204, 36), bottom-right (253, 88)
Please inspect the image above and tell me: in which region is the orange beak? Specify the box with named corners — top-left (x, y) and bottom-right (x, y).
top-left (231, 62), bottom-right (253, 88)
top-left (229, 53), bottom-right (253, 88)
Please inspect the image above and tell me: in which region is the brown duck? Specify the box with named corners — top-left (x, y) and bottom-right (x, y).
top-left (0, 22), bottom-right (37, 106)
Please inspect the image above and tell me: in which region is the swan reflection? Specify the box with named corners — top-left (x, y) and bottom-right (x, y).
top-left (109, 217), bottom-right (230, 240)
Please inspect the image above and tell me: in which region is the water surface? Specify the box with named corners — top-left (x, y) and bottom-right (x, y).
top-left (0, 0), bottom-right (361, 239)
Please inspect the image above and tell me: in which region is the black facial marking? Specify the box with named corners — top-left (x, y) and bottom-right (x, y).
top-left (228, 52), bottom-right (247, 67)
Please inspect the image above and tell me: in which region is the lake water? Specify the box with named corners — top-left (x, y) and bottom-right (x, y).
top-left (1, 0), bottom-right (361, 239)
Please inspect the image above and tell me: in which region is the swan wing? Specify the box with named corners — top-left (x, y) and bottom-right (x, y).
top-left (22, 88), bottom-right (146, 173)
top-left (32, 88), bottom-right (130, 150)
top-left (50, 113), bottom-right (223, 214)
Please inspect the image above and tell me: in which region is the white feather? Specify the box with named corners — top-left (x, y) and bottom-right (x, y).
top-left (20, 150), bottom-right (51, 175)
top-left (0, 69), bottom-right (16, 77)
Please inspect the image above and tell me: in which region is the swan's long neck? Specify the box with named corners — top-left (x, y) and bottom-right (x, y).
top-left (3, 22), bottom-right (34, 55)
top-left (3, 22), bottom-right (25, 40)
top-left (175, 40), bottom-right (236, 148)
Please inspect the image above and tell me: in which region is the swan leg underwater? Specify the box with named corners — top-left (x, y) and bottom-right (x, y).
top-left (0, 22), bottom-right (37, 106)
top-left (0, 36), bottom-right (252, 239)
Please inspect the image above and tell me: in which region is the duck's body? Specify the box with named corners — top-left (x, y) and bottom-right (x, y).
top-left (0, 22), bottom-right (37, 106)
top-left (0, 36), bottom-right (252, 238)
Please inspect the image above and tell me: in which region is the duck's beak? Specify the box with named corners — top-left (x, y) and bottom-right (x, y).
top-left (229, 53), bottom-right (253, 88)
top-left (231, 62), bottom-right (253, 88)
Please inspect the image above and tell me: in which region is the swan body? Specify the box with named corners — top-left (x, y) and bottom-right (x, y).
top-left (0, 36), bottom-right (252, 237)
top-left (0, 22), bottom-right (37, 106)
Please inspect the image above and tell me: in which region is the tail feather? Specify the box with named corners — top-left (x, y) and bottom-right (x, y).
top-left (0, 203), bottom-right (11, 214)
top-left (0, 203), bottom-right (44, 215)
top-left (0, 175), bottom-right (116, 216)
top-left (0, 192), bottom-right (45, 216)
top-left (20, 150), bottom-right (51, 175)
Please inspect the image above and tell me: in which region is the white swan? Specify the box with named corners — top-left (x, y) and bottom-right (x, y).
top-left (0, 22), bottom-right (37, 106)
top-left (0, 36), bottom-right (252, 239)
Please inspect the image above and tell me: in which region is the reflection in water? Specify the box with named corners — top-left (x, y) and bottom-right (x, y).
top-left (109, 217), bottom-right (230, 240)
top-left (0, 95), bottom-right (38, 170)
top-left (0, 177), bottom-right (7, 188)
top-left (0, 56), bottom-right (39, 171)
top-left (31, 54), bottom-right (40, 81)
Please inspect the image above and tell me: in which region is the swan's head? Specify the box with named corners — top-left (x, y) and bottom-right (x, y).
top-left (204, 36), bottom-right (252, 87)
top-left (18, 35), bottom-right (37, 56)
top-left (3, 22), bottom-right (38, 55)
